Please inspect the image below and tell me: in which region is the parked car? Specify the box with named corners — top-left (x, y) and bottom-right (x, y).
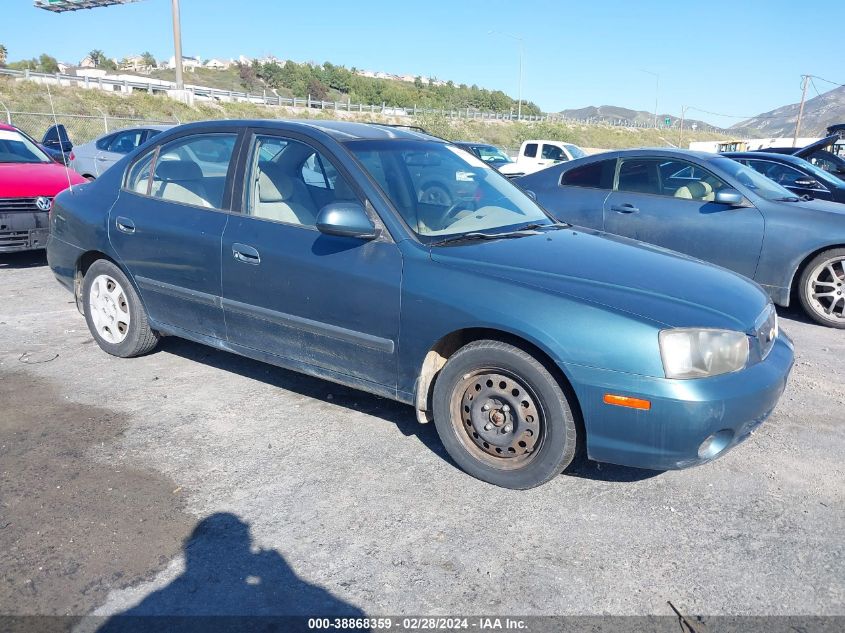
top-left (760, 134), bottom-right (845, 178)
top-left (497, 139), bottom-right (586, 178)
top-left (518, 149), bottom-right (845, 328)
top-left (47, 120), bottom-right (793, 488)
top-left (69, 125), bottom-right (171, 179)
top-left (453, 141), bottom-right (515, 170)
top-left (0, 123), bottom-right (87, 253)
top-left (722, 151), bottom-right (845, 204)
top-left (41, 124), bottom-right (73, 165)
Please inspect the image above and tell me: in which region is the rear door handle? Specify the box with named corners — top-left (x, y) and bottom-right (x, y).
top-left (232, 243), bottom-right (260, 264)
top-left (610, 204), bottom-right (639, 214)
top-left (115, 216), bottom-right (135, 234)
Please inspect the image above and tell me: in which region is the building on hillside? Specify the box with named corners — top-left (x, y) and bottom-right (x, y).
top-left (204, 58), bottom-right (231, 70)
top-left (167, 55), bottom-right (202, 71)
top-left (119, 54), bottom-right (151, 72)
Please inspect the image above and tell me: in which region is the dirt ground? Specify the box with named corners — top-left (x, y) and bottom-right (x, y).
top-left (0, 250), bottom-right (843, 623)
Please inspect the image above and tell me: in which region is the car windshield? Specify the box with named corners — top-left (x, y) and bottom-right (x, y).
top-left (0, 129), bottom-right (52, 164)
top-left (564, 144), bottom-right (587, 159)
top-left (471, 145), bottom-right (513, 164)
top-left (346, 139), bottom-right (552, 242)
top-left (712, 156), bottom-right (796, 200)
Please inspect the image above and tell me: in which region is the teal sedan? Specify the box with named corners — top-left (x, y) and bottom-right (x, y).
top-left (47, 121), bottom-right (793, 488)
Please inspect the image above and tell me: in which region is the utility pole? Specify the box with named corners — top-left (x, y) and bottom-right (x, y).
top-left (792, 74), bottom-right (809, 148)
top-left (678, 106), bottom-right (689, 148)
top-left (171, 0), bottom-right (184, 91)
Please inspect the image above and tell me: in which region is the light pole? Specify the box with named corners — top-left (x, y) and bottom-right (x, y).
top-left (488, 30), bottom-right (524, 120)
top-left (640, 69), bottom-right (659, 128)
top-left (171, 0), bottom-right (184, 90)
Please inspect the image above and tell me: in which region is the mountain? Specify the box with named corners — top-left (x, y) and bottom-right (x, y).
top-left (731, 84), bottom-right (845, 137)
top-left (559, 105), bottom-right (718, 131)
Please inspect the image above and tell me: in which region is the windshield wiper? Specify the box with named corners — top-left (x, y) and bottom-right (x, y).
top-left (431, 229), bottom-right (542, 247)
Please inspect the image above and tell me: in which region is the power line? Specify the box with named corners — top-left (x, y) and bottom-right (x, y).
top-left (810, 74), bottom-right (844, 87)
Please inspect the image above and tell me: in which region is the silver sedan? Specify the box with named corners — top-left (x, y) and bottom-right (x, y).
top-left (69, 125), bottom-right (171, 180)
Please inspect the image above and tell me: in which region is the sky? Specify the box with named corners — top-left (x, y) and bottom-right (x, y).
top-left (3, 0), bottom-right (844, 126)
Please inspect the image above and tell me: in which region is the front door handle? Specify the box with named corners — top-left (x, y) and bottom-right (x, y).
top-left (115, 216), bottom-right (135, 234)
top-left (232, 243), bottom-right (260, 264)
top-left (610, 204), bottom-right (639, 214)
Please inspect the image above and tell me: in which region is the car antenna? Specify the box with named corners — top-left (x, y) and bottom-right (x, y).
top-left (45, 81), bottom-right (74, 194)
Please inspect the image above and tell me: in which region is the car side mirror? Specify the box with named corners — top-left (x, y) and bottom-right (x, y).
top-left (316, 202), bottom-right (379, 240)
top-left (714, 189), bottom-right (744, 206)
top-left (794, 178), bottom-right (818, 188)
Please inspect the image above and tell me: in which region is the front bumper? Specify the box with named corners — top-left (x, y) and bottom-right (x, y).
top-left (566, 334), bottom-right (794, 470)
top-left (0, 212), bottom-right (49, 252)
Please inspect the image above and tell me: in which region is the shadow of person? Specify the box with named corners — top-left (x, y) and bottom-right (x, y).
top-left (97, 513), bottom-right (367, 633)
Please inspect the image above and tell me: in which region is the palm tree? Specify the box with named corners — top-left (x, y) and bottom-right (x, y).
top-left (88, 49), bottom-right (105, 67)
top-left (0, 44), bottom-right (8, 67)
top-left (140, 51), bottom-right (157, 69)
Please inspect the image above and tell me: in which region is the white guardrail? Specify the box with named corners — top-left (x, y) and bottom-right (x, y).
top-left (0, 66), bottom-right (690, 128)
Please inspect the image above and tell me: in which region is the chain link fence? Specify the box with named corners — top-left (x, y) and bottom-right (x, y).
top-left (7, 111), bottom-right (178, 146)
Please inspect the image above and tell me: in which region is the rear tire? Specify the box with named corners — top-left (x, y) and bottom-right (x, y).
top-left (82, 259), bottom-right (159, 357)
top-left (798, 248), bottom-right (845, 329)
top-left (432, 340), bottom-right (578, 489)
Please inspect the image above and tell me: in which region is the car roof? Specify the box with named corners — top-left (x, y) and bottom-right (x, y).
top-left (721, 151), bottom-right (809, 165)
top-left (0, 122), bottom-right (20, 132)
top-left (573, 148), bottom-right (722, 162)
top-left (156, 119), bottom-right (443, 142)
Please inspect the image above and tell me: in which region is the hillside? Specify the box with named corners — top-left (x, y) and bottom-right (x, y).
top-left (560, 105), bottom-right (717, 131)
top-left (732, 84), bottom-right (845, 137)
top-left (0, 76), bottom-right (731, 150)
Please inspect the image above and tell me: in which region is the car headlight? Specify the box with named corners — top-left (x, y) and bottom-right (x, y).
top-left (659, 329), bottom-right (749, 379)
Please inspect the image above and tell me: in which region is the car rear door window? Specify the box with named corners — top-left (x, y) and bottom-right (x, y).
top-left (130, 134), bottom-right (237, 209)
top-left (561, 160), bottom-right (615, 189)
top-left (523, 143), bottom-right (538, 158)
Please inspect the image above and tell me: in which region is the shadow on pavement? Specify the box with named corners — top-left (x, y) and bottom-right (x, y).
top-left (0, 250), bottom-right (47, 269)
top-left (97, 512), bottom-right (366, 632)
top-left (158, 337), bottom-right (449, 464)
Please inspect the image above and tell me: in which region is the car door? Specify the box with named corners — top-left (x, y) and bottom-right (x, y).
top-left (109, 129), bottom-right (241, 340)
top-left (603, 157), bottom-right (765, 278)
top-left (538, 143), bottom-right (568, 170)
top-left (533, 158), bottom-right (616, 230)
top-left (744, 158), bottom-right (833, 201)
top-left (220, 130), bottom-right (402, 388)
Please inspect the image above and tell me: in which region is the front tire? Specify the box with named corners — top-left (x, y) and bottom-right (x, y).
top-left (798, 248), bottom-right (845, 329)
top-left (82, 259), bottom-right (159, 357)
top-left (432, 340), bottom-right (578, 489)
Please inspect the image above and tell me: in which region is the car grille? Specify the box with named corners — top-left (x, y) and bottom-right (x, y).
top-left (751, 304), bottom-right (778, 362)
top-left (0, 198), bottom-right (49, 213)
top-left (0, 231), bottom-right (31, 248)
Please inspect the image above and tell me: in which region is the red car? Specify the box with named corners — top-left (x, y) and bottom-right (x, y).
top-left (0, 123), bottom-right (86, 253)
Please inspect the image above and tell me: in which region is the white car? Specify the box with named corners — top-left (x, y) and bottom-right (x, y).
top-left (69, 125), bottom-right (172, 180)
top-left (497, 139), bottom-right (587, 178)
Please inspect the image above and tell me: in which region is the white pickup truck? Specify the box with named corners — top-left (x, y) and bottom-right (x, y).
top-left (497, 140), bottom-right (587, 178)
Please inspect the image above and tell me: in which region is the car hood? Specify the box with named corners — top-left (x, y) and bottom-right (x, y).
top-left (0, 162), bottom-right (86, 198)
top-left (430, 228), bottom-right (770, 331)
top-left (786, 196), bottom-right (845, 214)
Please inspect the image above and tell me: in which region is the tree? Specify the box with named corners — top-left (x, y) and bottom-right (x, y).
top-left (38, 54), bottom-right (59, 73)
top-left (88, 49), bottom-right (105, 67)
top-left (100, 58), bottom-right (118, 71)
top-left (307, 78), bottom-right (328, 102)
top-left (140, 51), bottom-right (157, 69)
top-left (0, 44), bottom-right (7, 67)
top-left (236, 61), bottom-right (259, 91)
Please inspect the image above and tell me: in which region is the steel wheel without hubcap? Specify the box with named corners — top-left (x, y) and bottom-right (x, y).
top-left (452, 370), bottom-right (544, 470)
top-left (88, 274), bottom-right (131, 344)
top-left (806, 256), bottom-right (845, 324)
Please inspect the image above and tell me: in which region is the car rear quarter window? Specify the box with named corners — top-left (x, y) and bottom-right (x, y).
top-left (560, 160), bottom-right (615, 189)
